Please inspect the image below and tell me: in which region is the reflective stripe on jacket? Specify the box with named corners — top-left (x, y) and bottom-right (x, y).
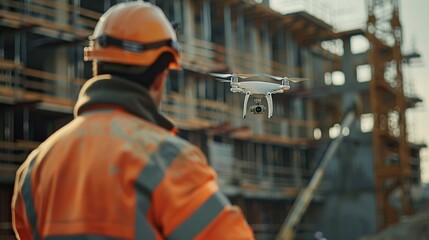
top-left (12, 75), bottom-right (254, 240)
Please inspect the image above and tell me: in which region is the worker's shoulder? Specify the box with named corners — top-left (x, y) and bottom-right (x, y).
top-left (112, 113), bottom-right (196, 150)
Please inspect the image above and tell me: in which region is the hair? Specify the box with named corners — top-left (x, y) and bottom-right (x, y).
top-left (94, 53), bottom-right (174, 88)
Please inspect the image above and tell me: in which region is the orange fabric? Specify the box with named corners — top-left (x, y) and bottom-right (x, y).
top-left (12, 109), bottom-right (254, 239)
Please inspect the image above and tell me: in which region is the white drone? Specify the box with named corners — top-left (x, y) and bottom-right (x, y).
top-left (209, 73), bottom-right (307, 118)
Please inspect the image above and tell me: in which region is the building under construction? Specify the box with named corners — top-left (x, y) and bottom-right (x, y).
top-left (0, 0), bottom-right (426, 239)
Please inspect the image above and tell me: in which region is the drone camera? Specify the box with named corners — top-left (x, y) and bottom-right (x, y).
top-left (250, 105), bottom-right (265, 114)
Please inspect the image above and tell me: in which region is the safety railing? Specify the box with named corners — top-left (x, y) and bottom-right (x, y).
top-left (0, 221), bottom-right (14, 240)
top-left (178, 34), bottom-right (303, 77)
top-left (1, 59), bottom-right (317, 139)
top-left (161, 92), bottom-right (317, 139)
top-left (0, 140), bottom-right (38, 184)
top-left (0, 0), bottom-right (319, 77)
top-left (213, 157), bottom-right (312, 190)
top-left (271, 0), bottom-right (335, 25)
top-left (0, 140), bottom-right (39, 162)
top-left (0, 0), bottom-right (310, 76)
top-left (0, 59), bottom-right (81, 107)
top-left (0, 0), bottom-right (322, 139)
top-left (0, 0), bottom-right (98, 39)
top-left (0, 0), bottom-right (298, 79)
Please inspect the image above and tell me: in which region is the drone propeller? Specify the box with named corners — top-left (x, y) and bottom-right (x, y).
top-left (209, 73), bottom-right (233, 79)
top-left (263, 73), bottom-right (309, 83)
top-left (217, 79), bottom-right (230, 83)
top-left (209, 73), bottom-right (260, 80)
top-left (237, 73), bottom-right (261, 79)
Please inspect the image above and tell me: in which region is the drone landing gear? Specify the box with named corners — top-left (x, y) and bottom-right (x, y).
top-left (265, 93), bottom-right (273, 118)
top-left (243, 91), bottom-right (251, 118)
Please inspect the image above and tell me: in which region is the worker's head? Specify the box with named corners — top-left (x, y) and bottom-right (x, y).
top-left (84, 1), bottom-right (180, 105)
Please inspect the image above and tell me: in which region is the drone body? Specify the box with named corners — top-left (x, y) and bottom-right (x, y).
top-left (231, 81), bottom-right (290, 94)
top-left (209, 73), bottom-right (306, 118)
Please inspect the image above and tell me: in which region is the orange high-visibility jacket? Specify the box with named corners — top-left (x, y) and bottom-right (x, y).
top-left (12, 75), bottom-right (254, 240)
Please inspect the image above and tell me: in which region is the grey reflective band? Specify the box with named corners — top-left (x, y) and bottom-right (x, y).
top-left (167, 191), bottom-right (230, 240)
top-left (22, 153), bottom-right (40, 240)
top-left (46, 235), bottom-right (120, 240)
top-left (135, 138), bottom-right (187, 239)
top-left (135, 192), bottom-right (156, 240)
top-left (137, 139), bottom-right (185, 193)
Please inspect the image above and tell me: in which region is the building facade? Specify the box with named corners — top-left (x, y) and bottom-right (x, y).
top-left (0, 0), bottom-right (424, 239)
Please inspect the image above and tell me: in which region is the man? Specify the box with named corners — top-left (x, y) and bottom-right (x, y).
top-left (12, 2), bottom-right (254, 239)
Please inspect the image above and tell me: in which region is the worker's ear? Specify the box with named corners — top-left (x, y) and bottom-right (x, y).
top-left (148, 69), bottom-right (169, 106)
top-left (150, 69), bottom-right (168, 92)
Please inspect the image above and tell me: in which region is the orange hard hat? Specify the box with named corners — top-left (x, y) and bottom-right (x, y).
top-left (84, 2), bottom-right (180, 70)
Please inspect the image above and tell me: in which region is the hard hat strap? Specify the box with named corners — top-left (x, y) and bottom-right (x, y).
top-left (96, 34), bottom-right (180, 53)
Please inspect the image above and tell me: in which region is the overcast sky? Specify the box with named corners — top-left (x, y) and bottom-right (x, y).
top-left (401, 0), bottom-right (429, 183)
top-left (270, 0), bottom-right (429, 183)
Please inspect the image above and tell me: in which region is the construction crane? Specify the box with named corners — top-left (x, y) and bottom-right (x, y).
top-left (366, 0), bottom-right (413, 229)
top-left (276, 104), bottom-right (357, 240)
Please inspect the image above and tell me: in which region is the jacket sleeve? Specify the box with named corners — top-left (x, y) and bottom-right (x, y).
top-left (150, 145), bottom-right (254, 240)
top-left (11, 164), bottom-right (33, 240)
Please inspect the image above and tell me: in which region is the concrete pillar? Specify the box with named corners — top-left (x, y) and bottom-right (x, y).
top-left (173, 0), bottom-right (182, 26)
top-left (275, 27), bottom-right (285, 65)
top-left (202, 0), bottom-right (211, 42)
top-left (262, 22), bottom-right (272, 70)
top-left (293, 148), bottom-right (303, 187)
top-left (237, 9), bottom-right (245, 52)
top-left (293, 97), bottom-right (304, 138)
top-left (342, 37), bottom-right (355, 86)
top-left (103, 0), bottom-right (111, 12)
top-left (249, 25), bottom-right (259, 72)
top-left (223, 4), bottom-right (233, 67)
top-left (286, 34), bottom-right (297, 76)
top-left (183, 0), bottom-right (196, 38)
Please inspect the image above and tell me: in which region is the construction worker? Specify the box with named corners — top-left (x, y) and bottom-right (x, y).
top-left (11, 2), bottom-right (254, 239)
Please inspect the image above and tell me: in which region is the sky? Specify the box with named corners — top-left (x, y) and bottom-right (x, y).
top-left (270, 0), bottom-right (429, 183)
top-left (401, 0), bottom-right (429, 183)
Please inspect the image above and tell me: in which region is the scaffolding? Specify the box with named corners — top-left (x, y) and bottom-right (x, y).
top-left (366, 0), bottom-right (413, 228)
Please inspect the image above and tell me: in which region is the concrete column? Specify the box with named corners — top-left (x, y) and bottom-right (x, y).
top-left (262, 22), bottom-right (272, 72)
top-left (223, 4), bottom-right (233, 67)
top-left (293, 148), bottom-right (303, 187)
top-left (276, 27), bottom-right (285, 65)
top-left (184, 75), bottom-right (197, 121)
top-left (23, 108), bottom-right (29, 140)
top-left (237, 9), bottom-right (245, 52)
top-left (249, 24), bottom-right (259, 72)
top-left (103, 0), bottom-right (111, 12)
top-left (342, 37), bottom-right (355, 87)
top-left (71, 0), bottom-right (80, 27)
top-left (202, 0), bottom-right (211, 42)
top-left (173, 0), bottom-right (182, 27)
top-left (182, 0), bottom-right (195, 38)
top-left (293, 97), bottom-right (304, 138)
top-left (286, 35), bottom-right (298, 76)
top-left (14, 32), bottom-right (23, 89)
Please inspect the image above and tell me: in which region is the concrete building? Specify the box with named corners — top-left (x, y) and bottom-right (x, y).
top-left (0, 0), bottom-right (425, 239)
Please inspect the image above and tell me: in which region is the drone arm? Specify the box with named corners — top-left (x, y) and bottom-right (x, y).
top-left (230, 87), bottom-right (244, 93)
top-left (243, 91), bottom-right (251, 118)
top-left (271, 89), bottom-right (284, 94)
top-left (265, 93), bottom-right (273, 118)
